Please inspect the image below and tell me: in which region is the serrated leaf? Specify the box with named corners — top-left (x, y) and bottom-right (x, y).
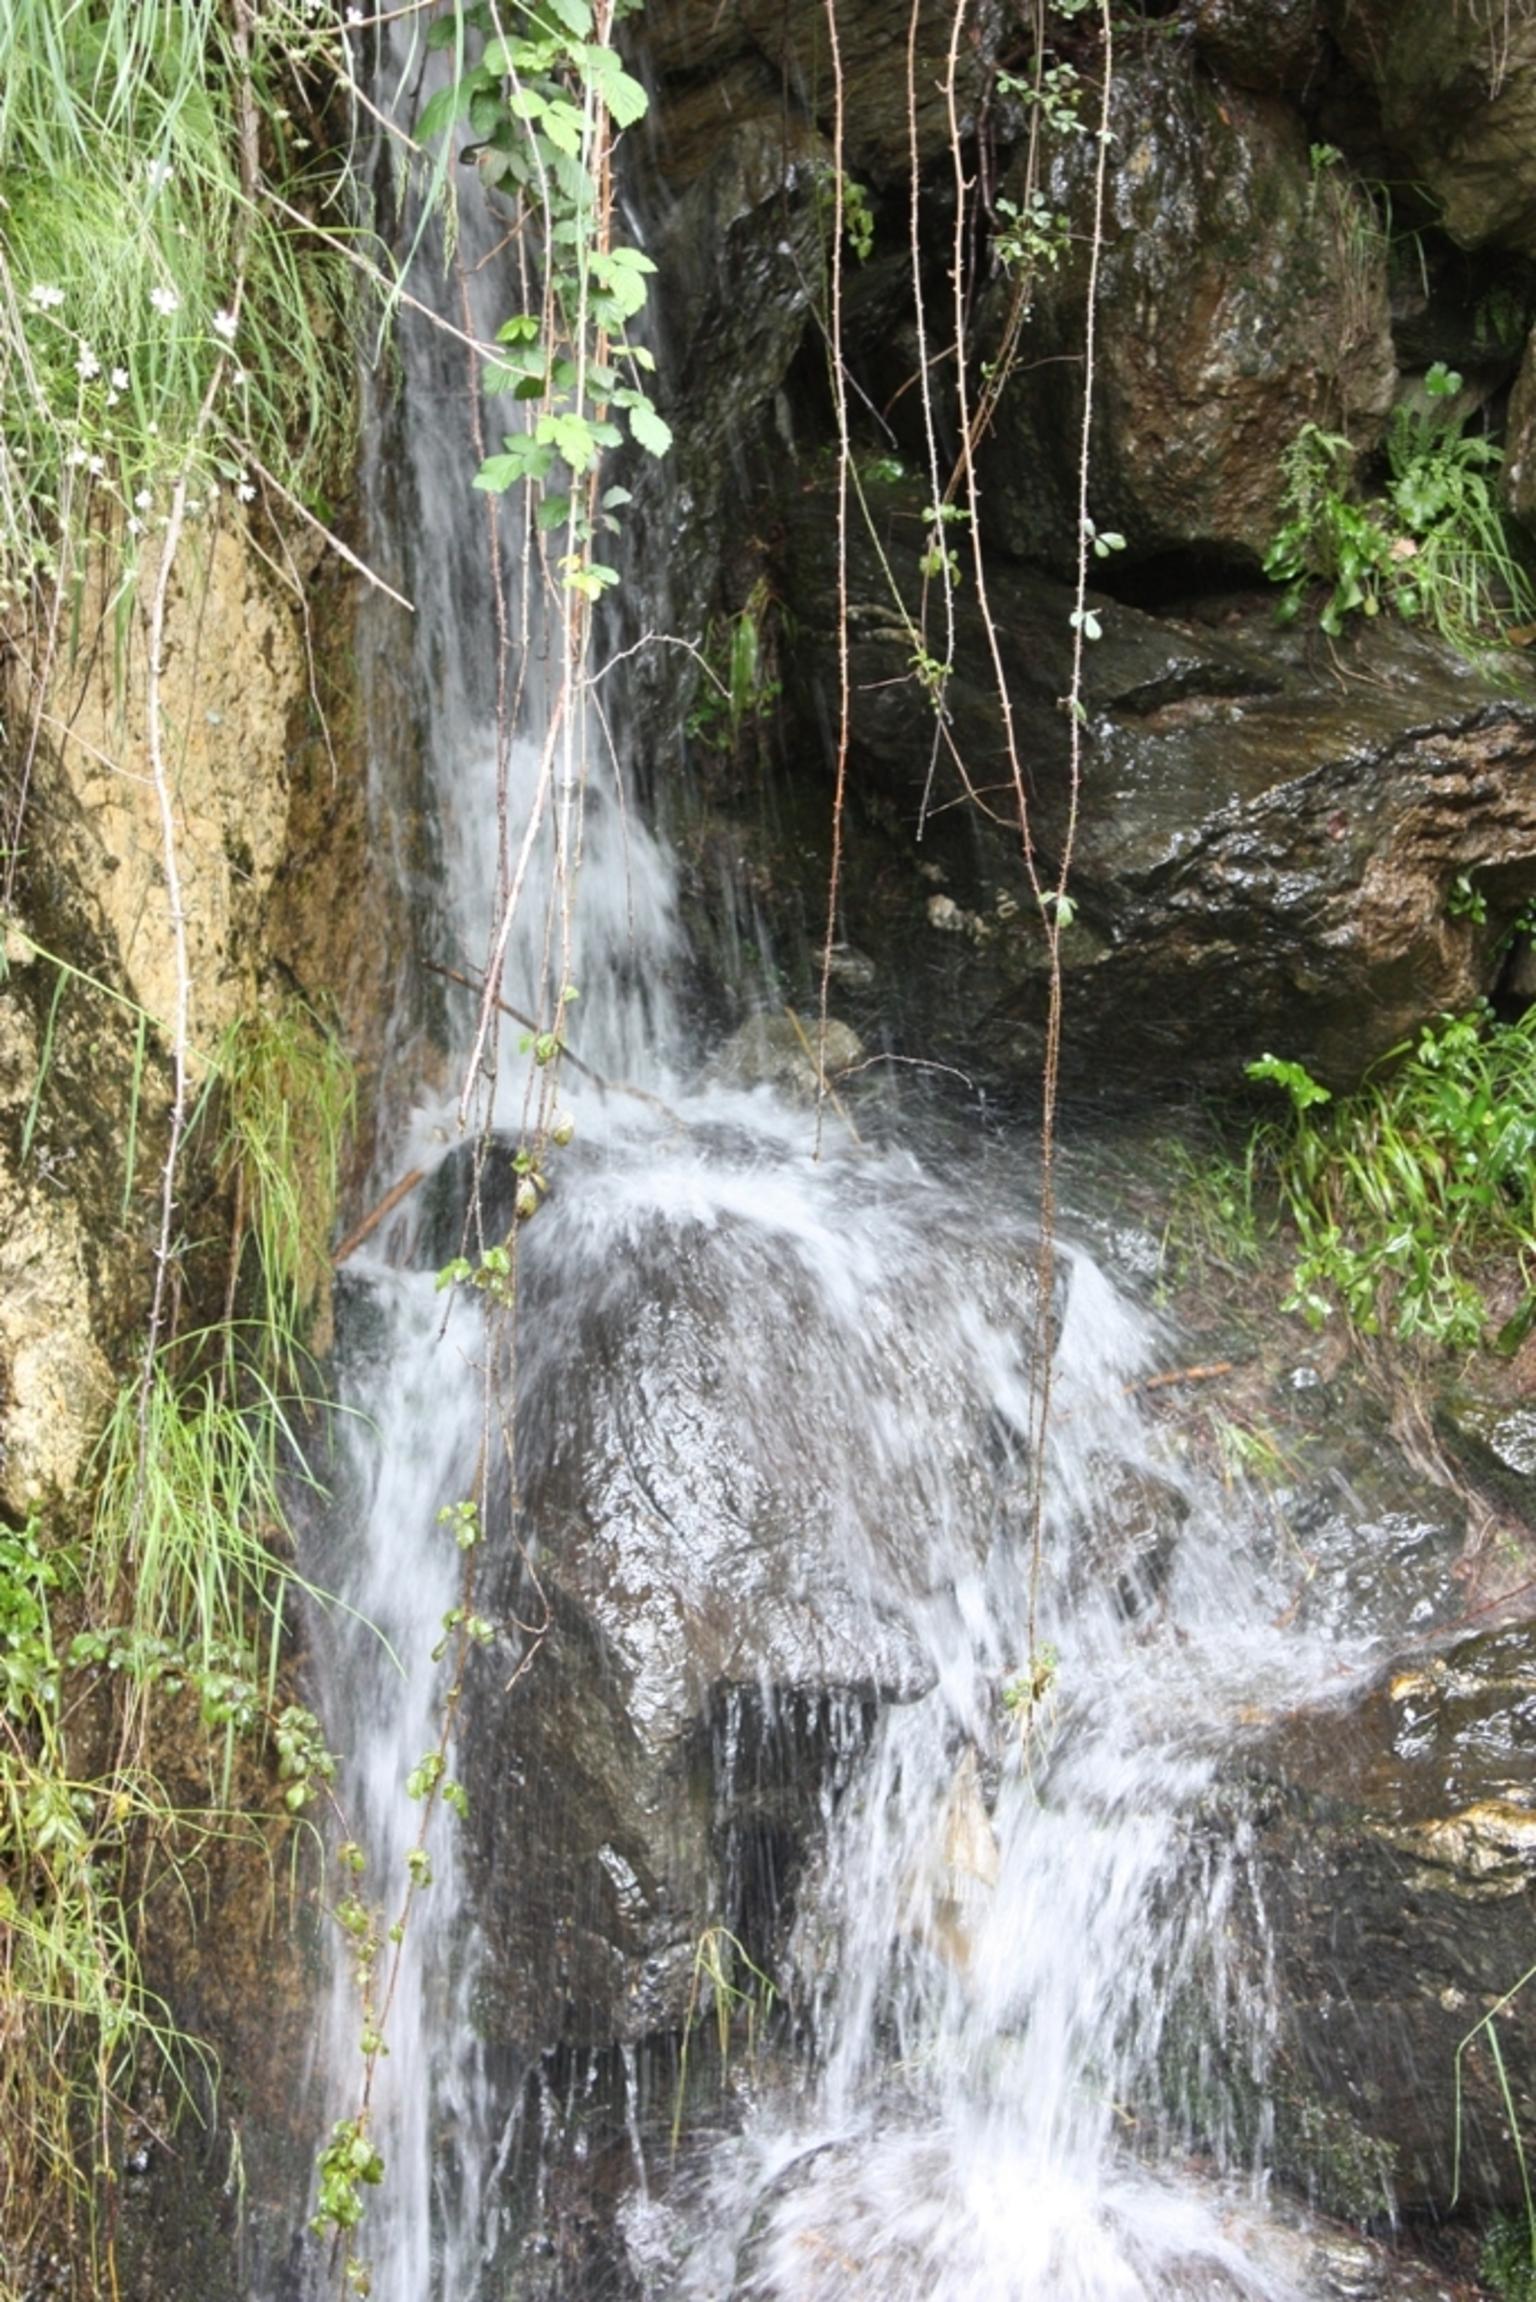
top-left (541, 97), bottom-right (587, 156)
top-left (582, 45), bottom-right (648, 129)
top-left (473, 454), bottom-right (524, 492)
top-left (537, 492), bottom-right (574, 531)
top-left (417, 75), bottom-right (478, 143)
top-left (543, 0), bottom-right (594, 31)
top-left (628, 400), bottom-right (672, 457)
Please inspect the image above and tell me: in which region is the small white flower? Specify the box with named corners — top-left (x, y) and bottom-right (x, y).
top-left (345, 5), bottom-right (364, 20)
top-left (236, 479), bottom-right (256, 503)
top-left (75, 344), bottom-right (100, 380)
top-left (232, 369), bottom-right (249, 389)
top-left (67, 446), bottom-right (89, 467)
top-left (149, 285), bottom-right (180, 317)
top-left (211, 308), bottom-right (238, 342)
top-left (127, 516), bottom-right (144, 536)
top-left (144, 158), bottom-right (173, 193)
top-left (87, 455), bottom-right (105, 476)
top-left (28, 282), bottom-right (65, 310)
top-left (134, 489), bottom-right (152, 510)
top-left (106, 388), bottom-right (121, 407)
top-left (111, 367), bottom-right (129, 390)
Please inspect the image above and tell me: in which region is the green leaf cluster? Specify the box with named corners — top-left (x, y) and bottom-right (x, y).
top-left (1264, 368), bottom-right (1536, 648)
top-left (420, 0), bottom-right (668, 592)
top-left (1242, 1006), bottom-right (1536, 1349)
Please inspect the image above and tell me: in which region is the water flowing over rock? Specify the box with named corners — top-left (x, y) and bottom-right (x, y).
top-left (977, 45), bottom-right (1396, 570)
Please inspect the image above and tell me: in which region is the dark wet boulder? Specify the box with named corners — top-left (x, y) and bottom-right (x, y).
top-left (774, 479), bottom-right (1536, 1098)
top-left (1245, 1626), bottom-right (1536, 2216)
top-left (1323, 0), bottom-right (1536, 256)
top-left (1192, 0), bottom-right (1323, 97)
top-left (977, 45), bottom-right (1395, 570)
top-left (643, 0), bottom-right (1004, 189)
top-left (1505, 326), bottom-right (1536, 534)
top-left (457, 1134), bottom-right (1044, 2048)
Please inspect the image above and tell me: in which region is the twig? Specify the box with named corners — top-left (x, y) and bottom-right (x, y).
top-left (242, 455), bottom-right (413, 612)
top-left (785, 1005), bottom-right (862, 1146)
top-left (1125, 1361), bottom-right (1235, 1396)
top-left (423, 959), bottom-right (688, 1128)
top-left (331, 1168), bottom-right (427, 1267)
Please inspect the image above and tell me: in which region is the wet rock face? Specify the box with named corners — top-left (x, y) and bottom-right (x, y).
top-left (1192, 0), bottom-right (1322, 96)
top-left (1323, 0), bottom-right (1536, 255)
top-left (977, 46), bottom-right (1396, 570)
top-left (1505, 326), bottom-right (1536, 533)
top-left (1248, 1627), bottom-right (1536, 2216)
top-left (459, 1136), bottom-right (1044, 2048)
top-left (776, 483), bottom-right (1536, 1097)
top-left (642, 0), bottom-right (1003, 187)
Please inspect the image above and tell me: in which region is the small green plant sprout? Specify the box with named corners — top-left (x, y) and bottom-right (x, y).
top-left (1002, 1643), bottom-right (1060, 1721)
top-left (1068, 605), bottom-right (1104, 641)
top-left (919, 499), bottom-right (972, 588)
top-left (437, 1498), bottom-right (481, 1550)
top-left (1084, 515), bottom-right (1126, 560)
top-left (1447, 872), bottom-right (1489, 925)
top-left (841, 174), bottom-right (876, 263)
top-left (670, 1926), bottom-right (777, 2154)
top-left (993, 188), bottom-right (1071, 281)
top-left (1245, 1052), bottom-right (1333, 1113)
top-left (1040, 888), bottom-right (1078, 929)
top-left (687, 579), bottom-right (781, 750)
top-left (312, 2115), bottom-right (385, 2239)
top-left (998, 58), bottom-right (1086, 137)
top-left (272, 1703), bottom-right (336, 1815)
top-left (435, 1240), bottom-right (516, 1301)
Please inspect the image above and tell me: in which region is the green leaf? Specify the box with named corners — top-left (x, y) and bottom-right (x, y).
top-left (541, 97), bottom-right (587, 156)
top-left (1245, 1052), bottom-right (1332, 1112)
top-left (417, 72), bottom-right (482, 143)
top-left (582, 44), bottom-right (649, 129)
top-left (543, 0), bottom-right (594, 30)
top-left (537, 491), bottom-right (574, 531)
top-left (627, 399), bottom-right (672, 457)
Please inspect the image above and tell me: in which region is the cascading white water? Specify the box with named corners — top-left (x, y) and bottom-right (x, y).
top-left (285, 42), bottom-right (1460, 2302)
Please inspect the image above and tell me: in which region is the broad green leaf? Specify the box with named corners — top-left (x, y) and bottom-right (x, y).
top-left (628, 400), bottom-right (672, 457)
top-left (582, 44), bottom-right (649, 129)
top-left (541, 97), bottom-right (587, 156)
top-left (418, 74), bottom-right (481, 142)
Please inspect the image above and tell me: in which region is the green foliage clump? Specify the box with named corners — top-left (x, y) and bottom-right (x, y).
top-left (1241, 1006), bottom-right (1536, 1350)
top-left (0, 0), bottom-right (359, 626)
top-left (1264, 365), bottom-right (1535, 648)
top-left (0, 992), bottom-right (353, 2280)
top-left (421, 0), bottom-right (669, 598)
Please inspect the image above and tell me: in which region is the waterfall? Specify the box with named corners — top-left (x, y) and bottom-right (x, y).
top-left (281, 38), bottom-right (1432, 2302)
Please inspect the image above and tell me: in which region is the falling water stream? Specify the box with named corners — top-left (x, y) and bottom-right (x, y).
top-left (282, 53), bottom-right (1467, 2302)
